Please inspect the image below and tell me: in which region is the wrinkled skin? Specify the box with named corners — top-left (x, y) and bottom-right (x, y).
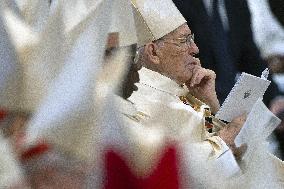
top-left (266, 55), bottom-right (284, 73)
top-left (143, 23), bottom-right (220, 113)
top-left (218, 114), bottom-right (248, 160)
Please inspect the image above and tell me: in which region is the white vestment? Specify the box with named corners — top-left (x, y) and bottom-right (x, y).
top-left (128, 68), bottom-right (240, 188)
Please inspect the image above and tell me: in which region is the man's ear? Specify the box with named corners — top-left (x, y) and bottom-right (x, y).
top-left (144, 43), bottom-right (160, 65)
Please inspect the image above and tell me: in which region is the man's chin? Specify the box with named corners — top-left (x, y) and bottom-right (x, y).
top-left (121, 84), bottom-right (139, 99)
top-left (173, 76), bottom-right (189, 86)
top-left (133, 84), bottom-right (138, 91)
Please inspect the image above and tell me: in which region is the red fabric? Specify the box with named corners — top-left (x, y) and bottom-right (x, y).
top-left (20, 142), bottom-right (50, 162)
top-left (0, 109), bottom-right (7, 120)
top-left (104, 146), bottom-right (180, 189)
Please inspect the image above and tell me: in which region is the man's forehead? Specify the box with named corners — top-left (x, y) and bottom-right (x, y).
top-left (169, 23), bottom-right (191, 38)
top-left (176, 24), bottom-right (191, 36)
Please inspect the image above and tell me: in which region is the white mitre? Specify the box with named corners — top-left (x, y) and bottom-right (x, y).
top-left (25, 0), bottom-right (113, 162)
top-left (61, 0), bottom-right (103, 33)
top-left (1, 3), bottom-right (39, 55)
top-left (110, 0), bottom-right (137, 47)
top-left (130, 0), bottom-right (186, 47)
top-left (14, 0), bottom-right (50, 32)
top-left (96, 0), bottom-right (138, 93)
top-left (19, 3), bottom-right (65, 112)
top-left (0, 2), bottom-right (65, 112)
top-left (0, 4), bottom-right (22, 111)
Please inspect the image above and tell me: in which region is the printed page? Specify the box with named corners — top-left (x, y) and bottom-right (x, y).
top-left (234, 99), bottom-right (281, 147)
top-left (216, 73), bottom-right (271, 122)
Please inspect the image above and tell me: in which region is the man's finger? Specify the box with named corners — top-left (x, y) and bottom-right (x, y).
top-left (191, 67), bottom-right (210, 87)
top-left (192, 57), bottom-right (201, 66)
top-left (194, 70), bottom-right (206, 86)
top-left (231, 114), bottom-right (247, 125)
top-left (189, 66), bottom-right (201, 87)
top-left (233, 144), bottom-right (248, 161)
top-left (203, 69), bottom-right (216, 80)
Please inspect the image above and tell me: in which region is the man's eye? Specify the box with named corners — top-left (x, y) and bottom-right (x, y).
top-left (179, 39), bottom-right (187, 43)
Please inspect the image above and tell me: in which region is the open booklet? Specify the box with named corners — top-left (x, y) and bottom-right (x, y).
top-left (234, 99), bottom-right (281, 147)
top-left (215, 69), bottom-right (271, 122)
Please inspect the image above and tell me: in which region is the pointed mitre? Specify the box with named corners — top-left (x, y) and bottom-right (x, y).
top-left (25, 0), bottom-right (113, 162)
top-left (2, 8), bottom-right (38, 56)
top-left (63, 0), bottom-right (107, 57)
top-left (109, 0), bottom-right (137, 47)
top-left (14, 0), bottom-right (50, 32)
top-left (19, 2), bottom-right (66, 112)
top-left (96, 0), bottom-right (138, 95)
top-left (130, 0), bottom-right (186, 47)
top-left (64, 0), bottom-right (137, 48)
top-left (61, 0), bottom-right (103, 33)
top-left (0, 4), bottom-right (22, 111)
top-left (0, 1), bottom-right (65, 112)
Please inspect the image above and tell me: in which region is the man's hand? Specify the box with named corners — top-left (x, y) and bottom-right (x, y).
top-left (270, 96), bottom-right (284, 114)
top-left (266, 55), bottom-right (284, 73)
top-left (218, 114), bottom-right (247, 160)
top-left (185, 66), bottom-right (220, 114)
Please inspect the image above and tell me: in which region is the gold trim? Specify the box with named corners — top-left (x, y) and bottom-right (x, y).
top-left (180, 94), bottom-right (227, 132)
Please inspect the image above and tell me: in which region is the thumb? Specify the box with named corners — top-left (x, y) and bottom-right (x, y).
top-left (233, 143), bottom-right (248, 161)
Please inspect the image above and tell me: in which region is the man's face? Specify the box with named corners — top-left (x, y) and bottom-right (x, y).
top-left (155, 24), bottom-right (199, 84)
top-left (121, 58), bottom-right (141, 99)
top-left (104, 34), bottom-right (141, 99)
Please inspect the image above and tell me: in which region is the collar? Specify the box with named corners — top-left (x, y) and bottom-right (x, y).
top-left (138, 67), bottom-right (188, 96)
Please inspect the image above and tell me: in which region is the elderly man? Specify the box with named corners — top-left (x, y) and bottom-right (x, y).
top-left (131, 0), bottom-right (242, 157)
top-left (173, 0), bottom-right (283, 107)
top-left (125, 0), bottom-right (284, 188)
top-left (103, 0), bottom-right (248, 188)
top-left (134, 19), bottom-right (245, 147)
top-left (135, 23), bottom-right (220, 113)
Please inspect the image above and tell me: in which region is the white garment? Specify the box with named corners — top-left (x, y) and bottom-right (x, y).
top-left (130, 68), bottom-right (240, 188)
top-left (0, 135), bottom-right (23, 188)
top-left (25, 0), bottom-right (113, 162)
top-left (248, 0), bottom-right (284, 58)
top-left (14, 0), bottom-right (50, 32)
top-left (227, 142), bottom-right (284, 189)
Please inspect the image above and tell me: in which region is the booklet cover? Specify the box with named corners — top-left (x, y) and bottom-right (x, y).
top-left (215, 71), bottom-right (271, 122)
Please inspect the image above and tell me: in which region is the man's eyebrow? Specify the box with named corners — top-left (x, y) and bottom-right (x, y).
top-left (179, 33), bottom-right (192, 38)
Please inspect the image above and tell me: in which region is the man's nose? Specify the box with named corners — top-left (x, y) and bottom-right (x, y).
top-left (188, 41), bottom-right (199, 56)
